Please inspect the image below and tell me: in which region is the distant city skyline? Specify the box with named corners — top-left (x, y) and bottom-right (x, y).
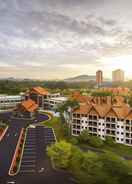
top-left (0, 0), bottom-right (132, 79)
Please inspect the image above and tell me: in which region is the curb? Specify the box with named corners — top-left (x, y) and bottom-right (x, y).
top-left (52, 128), bottom-right (57, 142)
top-left (8, 128), bottom-right (25, 176)
top-left (0, 126), bottom-right (8, 142)
top-left (15, 128), bottom-right (28, 175)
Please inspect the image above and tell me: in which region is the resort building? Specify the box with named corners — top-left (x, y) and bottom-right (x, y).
top-left (13, 99), bottom-right (38, 119)
top-left (44, 96), bottom-right (68, 110)
top-left (71, 93), bottom-right (132, 146)
top-left (0, 95), bottom-right (24, 110)
top-left (25, 86), bottom-right (49, 108)
top-left (25, 86), bottom-right (67, 110)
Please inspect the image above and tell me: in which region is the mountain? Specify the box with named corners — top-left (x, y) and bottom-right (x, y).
top-left (64, 75), bottom-right (96, 82)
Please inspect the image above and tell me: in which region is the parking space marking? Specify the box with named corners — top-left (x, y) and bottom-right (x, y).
top-left (22, 156), bottom-right (36, 159)
top-left (21, 164), bottom-right (36, 167)
top-left (22, 160), bottom-right (35, 163)
top-left (20, 170), bottom-right (36, 173)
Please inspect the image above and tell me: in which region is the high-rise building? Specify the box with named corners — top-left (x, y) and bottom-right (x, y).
top-left (112, 69), bottom-right (124, 82)
top-left (96, 70), bottom-right (103, 87)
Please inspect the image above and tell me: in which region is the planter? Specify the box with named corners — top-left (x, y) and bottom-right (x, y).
top-left (8, 128), bottom-right (26, 176)
top-left (0, 126), bottom-right (8, 142)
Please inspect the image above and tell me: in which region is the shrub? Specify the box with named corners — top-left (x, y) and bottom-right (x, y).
top-left (104, 136), bottom-right (115, 146)
top-left (78, 130), bottom-right (90, 143)
top-left (47, 140), bottom-right (72, 169)
top-left (88, 136), bottom-right (104, 148)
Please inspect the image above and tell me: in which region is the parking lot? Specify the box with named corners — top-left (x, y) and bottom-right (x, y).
top-left (19, 126), bottom-right (56, 174)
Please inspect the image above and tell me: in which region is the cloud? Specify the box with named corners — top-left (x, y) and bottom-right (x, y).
top-left (0, 0), bottom-right (132, 79)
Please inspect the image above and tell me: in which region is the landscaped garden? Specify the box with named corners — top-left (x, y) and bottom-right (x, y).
top-left (9, 128), bottom-right (26, 175)
top-left (38, 109), bottom-right (132, 184)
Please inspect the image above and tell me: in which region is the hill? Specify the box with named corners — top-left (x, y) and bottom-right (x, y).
top-left (64, 75), bottom-right (96, 82)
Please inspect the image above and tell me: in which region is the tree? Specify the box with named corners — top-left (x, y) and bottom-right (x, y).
top-left (47, 140), bottom-right (72, 169)
top-left (78, 130), bottom-right (90, 143)
top-left (104, 136), bottom-right (115, 146)
top-left (71, 150), bottom-right (106, 184)
top-left (100, 151), bottom-right (132, 184)
top-left (88, 136), bottom-right (104, 148)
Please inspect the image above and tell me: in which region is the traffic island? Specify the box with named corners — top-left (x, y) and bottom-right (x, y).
top-left (0, 125), bottom-right (8, 142)
top-left (8, 128), bottom-right (27, 176)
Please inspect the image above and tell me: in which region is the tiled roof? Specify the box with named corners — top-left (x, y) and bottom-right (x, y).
top-left (93, 104), bottom-right (111, 117)
top-left (74, 104), bottom-right (92, 114)
top-left (74, 103), bottom-right (132, 119)
top-left (100, 87), bottom-right (130, 95)
top-left (19, 99), bottom-right (38, 112)
top-left (113, 106), bottom-right (130, 119)
top-left (30, 86), bottom-right (49, 96)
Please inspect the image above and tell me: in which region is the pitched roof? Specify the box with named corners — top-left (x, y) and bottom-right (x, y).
top-left (113, 106), bottom-right (130, 119)
top-left (19, 99), bottom-right (38, 112)
top-left (93, 104), bottom-right (111, 117)
top-left (30, 86), bottom-right (49, 96)
top-left (74, 104), bottom-right (92, 114)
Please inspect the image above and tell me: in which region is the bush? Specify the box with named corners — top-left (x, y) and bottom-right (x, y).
top-left (69, 137), bottom-right (79, 145)
top-left (47, 140), bottom-right (72, 169)
top-left (78, 130), bottom-right (90, 143)
top-left (104, 136), bottom-right (115, 146)
top-left (88, 136), bottom-right (104, 148)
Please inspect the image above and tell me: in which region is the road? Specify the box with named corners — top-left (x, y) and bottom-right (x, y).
top-left (0, 124), bottom-right (21, 178)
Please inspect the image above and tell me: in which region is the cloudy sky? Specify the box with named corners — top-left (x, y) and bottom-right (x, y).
top-left (1, 0), bottom-right (132, 80)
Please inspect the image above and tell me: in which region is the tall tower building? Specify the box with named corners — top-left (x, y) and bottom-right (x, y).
top-left (96, 70), bottom-right (103, 87)
top-left (112, 69), bottom-right (124, 82)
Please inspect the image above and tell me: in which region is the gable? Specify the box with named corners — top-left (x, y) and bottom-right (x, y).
top-left (89, 106), bottom-right (99, 116)
top-left (106, 108), bottom-right (118, 117)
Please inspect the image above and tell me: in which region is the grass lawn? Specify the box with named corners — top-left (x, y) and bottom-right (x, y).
top-left (78, 141), bottom-right (132, 158)
top-left (40, 115), bottom-right (65, 140)
top-left (102, 143), bottom-right (132, 157)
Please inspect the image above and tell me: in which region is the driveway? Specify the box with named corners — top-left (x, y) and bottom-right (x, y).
top-left (0, 124), bottom-right (21, 177)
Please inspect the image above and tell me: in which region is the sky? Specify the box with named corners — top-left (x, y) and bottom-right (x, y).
top-left (0, 0), bottom-right (132, 80)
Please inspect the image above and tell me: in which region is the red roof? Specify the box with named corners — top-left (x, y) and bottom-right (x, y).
top-left (19, 99), bottom-right (38, 112)
top-left (30, 86), bottom-right (49, 96)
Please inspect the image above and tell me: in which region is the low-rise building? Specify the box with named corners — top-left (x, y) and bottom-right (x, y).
top-left (25, 86), bottom-right (67, 110)
top-left (44, 96), bottom-right (68, 110)
top-left (13, 99), bottom-right (38, 119)
top-left (0, 95), bottom-right (24, 110)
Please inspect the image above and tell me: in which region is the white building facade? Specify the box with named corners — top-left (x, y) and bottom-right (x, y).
top-left (72, 105), bottom-right (132, 146)
top-left (0, 95), bottom-right (24, 110)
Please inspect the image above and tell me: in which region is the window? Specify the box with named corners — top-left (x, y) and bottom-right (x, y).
top-left (121, 132), bottom-right (124, 135)
top-left (106, 117), bottom-right (110, 122)
top-left (111, 118), bottom-right (115, 122)
top-left (126, 120), bottom-right (130, 124)
top-left (116, 131), bottom-right (119, 134)
top-left (73, 130), bottom-right (76, 134)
